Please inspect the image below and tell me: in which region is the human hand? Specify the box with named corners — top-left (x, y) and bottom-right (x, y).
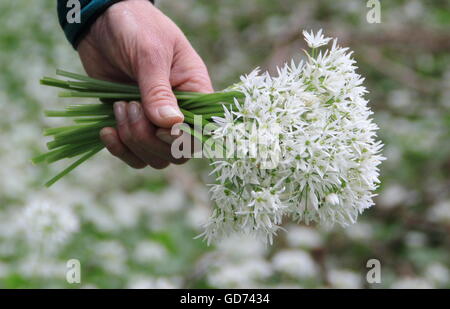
top-left (77, 0), bottom-right (213, 169)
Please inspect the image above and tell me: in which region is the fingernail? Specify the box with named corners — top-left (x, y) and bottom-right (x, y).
top-left (114, 101), bottom-right (126, 124)
top-left (156, 129), bottom-right (177, 145)
top-left (128, 102), bottom-right (141, 123)
top-left (100, 130), bottom-right (115, 146)
top-left (157, 106), bottom-right (183, 120)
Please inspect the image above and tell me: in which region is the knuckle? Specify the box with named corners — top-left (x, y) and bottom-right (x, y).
top-left (189, 73), bottom-right (212, 89)
top-left (145, 83), bottom-right (175, 103)
top-left (107, 143), bottom-right (126, 158)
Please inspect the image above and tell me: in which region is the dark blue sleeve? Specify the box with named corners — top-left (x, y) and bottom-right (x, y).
top-left (57, 0), bottom-right (154, 49)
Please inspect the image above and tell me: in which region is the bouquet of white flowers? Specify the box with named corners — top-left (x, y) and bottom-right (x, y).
top-left (34, 30), bottom-right (384, 244)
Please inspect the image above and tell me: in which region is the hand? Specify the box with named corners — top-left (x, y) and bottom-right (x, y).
top-left (77, 0), bottom-right (213, 169)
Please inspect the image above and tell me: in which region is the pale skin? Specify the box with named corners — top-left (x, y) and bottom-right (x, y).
top-left (77, 0), bottom-right (213, 169)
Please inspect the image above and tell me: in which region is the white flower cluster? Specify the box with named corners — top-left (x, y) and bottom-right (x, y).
top-left (20, 200), bottom-right (79, 253)
top-left (202, 30), bottom-right (384, 244)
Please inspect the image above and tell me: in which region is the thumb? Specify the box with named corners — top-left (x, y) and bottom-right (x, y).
top-left (138, 70), bottom-right (184, 129)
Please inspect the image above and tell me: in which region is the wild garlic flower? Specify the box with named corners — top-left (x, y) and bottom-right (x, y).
top-left (302, 29), bottom-right (332, 49)
top-left (201, 30), bottom-right (384, 244)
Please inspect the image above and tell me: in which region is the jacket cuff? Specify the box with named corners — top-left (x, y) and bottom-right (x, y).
top-left (57, 0), bottom-right (154, 49)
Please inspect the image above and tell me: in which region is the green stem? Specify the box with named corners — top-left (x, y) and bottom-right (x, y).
top-left (47, 130), bottom-right (101, 150)
top-left (45, 109), bottom-right (113, 117)
top-left (59, 91), bottom-right (141, 100)
top-left (73, 116), bottom-right (114, 123)
top-left (45, 145), bottom-right (104, 187)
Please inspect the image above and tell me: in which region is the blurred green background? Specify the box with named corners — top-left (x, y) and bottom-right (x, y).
top-left (0, 0), bottom-right (449, 288)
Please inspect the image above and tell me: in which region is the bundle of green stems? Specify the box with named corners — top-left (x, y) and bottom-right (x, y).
top-left (33, 70), bottom-right (243, 187)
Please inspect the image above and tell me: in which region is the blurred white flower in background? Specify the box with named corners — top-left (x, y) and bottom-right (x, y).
top-left (391, 277), bottom-right (434, 289)
top-left (286, 225), bottom-right (323, 249)
top-left (206, 235), bottom-right (271, 288)
top-left (215, 234), bottom-right (268, 260)
top-left (428, 200), bottom-right (450, 225)
top-left (133, 241), bottom-right (168, 264)
top-left (80, 202), bottom-right (117, 233)
top-left (154, 186), bottom-right (186, 213)
top-left (405, 231), bottom-right (427, 248)
top-left (425, 263), bottom-right (449, 285)
top-left (127, 276), bottom-right (181, 289)
top-left (19, 199), bottom-right (79, 254)
top-left (107, 192), bottom-right (146, 228)
top-left (387, 89), bottom-right (414, 110)
top-left (45, 185), bottom-right (96, 209)
top-left (272, 250), bottom-right (318, 279)
top-left (186, 204), bottom-right (211, 230)
top-left (344, 222), bottom-right (374, 241)
top-left (80, 284), bottom-right (99, 289)
top-left (0, 124), bottom-right (40, 197)
top-left (403, 0), bottom-right (424, 19)
top-left (94, 241), bottom-right (128, 276)
top-left (207, 260), bottom-right (272, 288)
top-left (328, 269), bottom-right (362, 289)
top-left (18, 258), bottom-right (65, 279)
top-left (143, 186), bottom-right (187, 231)
top-left (382, 144), bottom-right (403, 167)
top-left (377, 184), bottom-right (411, 209)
